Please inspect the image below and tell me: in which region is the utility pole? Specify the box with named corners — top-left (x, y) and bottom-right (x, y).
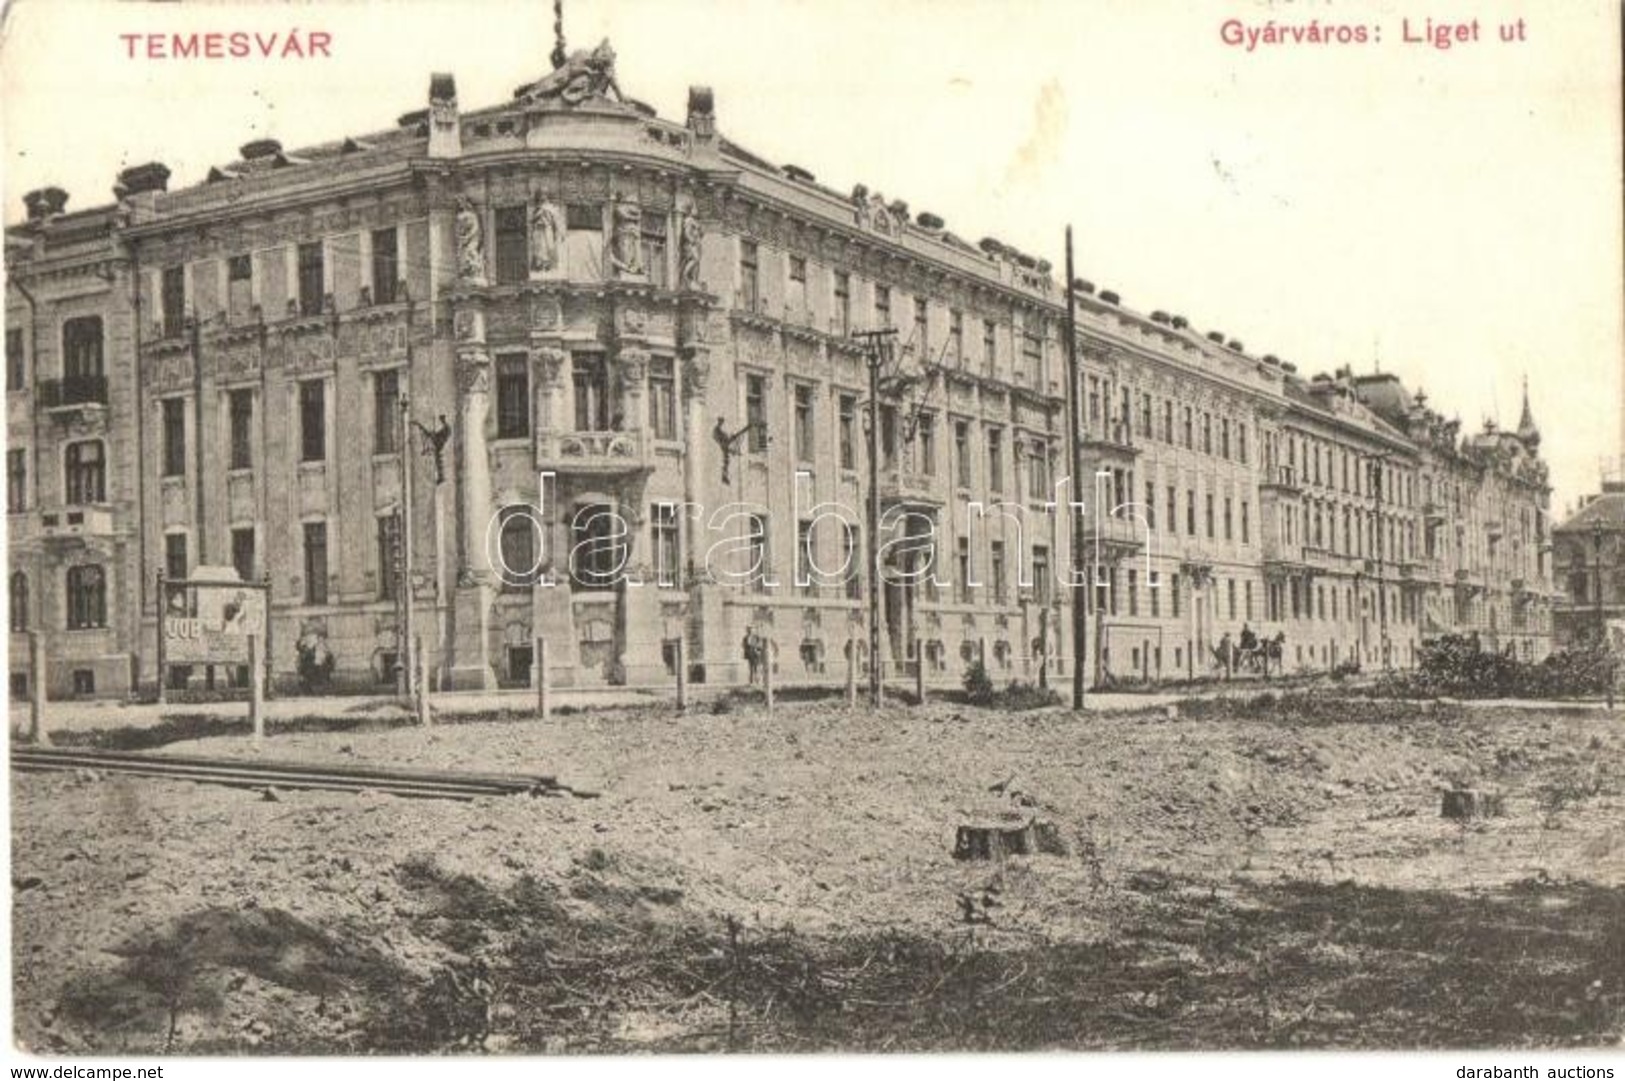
top-left (852, 328), bottom-right (897, 708)
top-left (398, 393), bottom-right (417, 700)
top-left (1063, 227), bottom-right (1088, 709)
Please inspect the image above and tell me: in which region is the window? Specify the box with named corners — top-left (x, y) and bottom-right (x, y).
top-left (987, 428), bottom-right (1003, 492)
top-left (1021, 330), bottom-right (1042, 386)
top-left (226, 254), bottom-right (254, 322)
top-left (371, 227), bottom-right (398, 304)
top-left (229, 388), bottom-right (254, 469)
top-left (1087, 377), bottom-right (1101, 423)
top-left (162, 397), bottom-right (186, 477)
top-left (1182, 406), bottom-right (1193, 449)
top-left (496, 355), bottom-right (530, 439)
top-left (913, 297), bottom-right (929, 355)
top-left (874, 284), bottom-right (891, 329)
top-left (949, 310), bottom-right (963, 366)
top-left (494, 205), bottom-right (528, 285)
top-left (794, 384), bottom-right (815, 462)
top-left (297, 241), bottom-right (324, 316)
top-left (842, 523), bottom-right (861, 599)
top-left (1140, 393), bottom-right (1153, 439)
top-left (1162, 401), bottom-right (1173, 442)
top-left (648, 357), bottom-right (676, 440)
top-left (990, 541), bottom-right (1007, 604)
top-left (1206, 494), bottom-right (1215, 538)
top-left (880, 406), bottom-right (897, 469)
top-left (1224, 497), bottom-right (1233, 541)
top-left (165, 532), bottom-right (188, 581)
top-left (917, 414), bottom-right (936, 476)
top-left (8, 449), bottom-right (27, 513)
top-left (787, 254), bottom-right (807, 313)
top-left (1245, 581), bottom-right (1254, 621)
top-left (1202, 413), bottom-right (1213, 454)
top-left (231, 526), bottom-right (256, 584)
top-left (64, 440), bottom-right (104, 504)
top-left (1241, 501), bottom-right (1251, 544)
top-left (643, 215), bottom-right (669, 288)
top-left (1221, 418), bottom-right (1231, 459)
top-left (569, 503), bottom-right (625, 590)
top-left (1228, 579), bottom-right (1237, 620)
top-left (746, 513), bottom-right (769, 593)
top-left (1145, 480), bottom-right (1157, 530)
top-left (834, 271), bottom-right (851, 334)
top-left (797, 519), bottom-right (816, 595)
top-left (62, 316), bottom-right (104, 381)
top-left (1238, 423), bottom-right (1249, 464)
top-left (745, 374), bottom-right (768, 452)
top-left (6, 327), bottom-right (23, 391)
top-left (1027, 439), bottom-right (1049, 500)
top-left (838, 395), bottom-right (857, 470)
top-left (66, 565), bottom-right (106, 629)
top-left (303, 522), bottom-right (328, 604)
top-left (956, 537), bottom-right (971, 604)
top-left (1186, 490), bottom-right (1196, 535)
top-left (653, 502), bottom-right (680, 587)
top-left (9, 571), bottom-right (26, 632)
top-left (955, 421), bottom-right (971, 487)
top-left (739, 239), bottom-right (759, 309)
top-left (982, 320), bottom-right (996, 374)
top-left (495, 506), bottom-right (543, 592)
top-left (377, 514), bottom-right (403, 599)
top-left (572, 354), bottom-right (609, 431)
top-left (1127, 568), bottom-right (1138, 616)
top-left (1032, 546), bottom-right (1051, 607)
top-left (161, 265), bottom-right (186, 336)
top-left (1166, 486), bottom-right (1177, 537)
top-left (299, 379), bottom-right (326, 462)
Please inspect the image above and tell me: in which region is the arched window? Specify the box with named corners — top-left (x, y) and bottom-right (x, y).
top-left (66, 564), bottom-right (106, 629)
top-left (9, 571), bottom-right (26, 632)
top-left (497, 505), bottom-right (542, 590)
top-left (65, 440), bottom-right (105, 505)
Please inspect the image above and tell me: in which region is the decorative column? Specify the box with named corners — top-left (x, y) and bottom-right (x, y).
top-left (448, 301), bottom-right (497, 690)
top-left (530, 342), bottom-right (578, 686)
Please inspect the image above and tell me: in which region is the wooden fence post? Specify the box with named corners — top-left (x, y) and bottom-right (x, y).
top-left (675, 637), bottom-right (687, 711)
top-left (845, 627), bottom-right (858, 707)
top-left (764, 638), bottom-right (775, 712)
top-left (915, 636), bottom-right (926, 704)
top-left (28, 632), bottom-right (47, 745)
top-left (535, 636), bottom-right (550, 721)
top-left (415, 635), bottom-right (431, 726)
top-left (248, 634), bottom-right (264, 742)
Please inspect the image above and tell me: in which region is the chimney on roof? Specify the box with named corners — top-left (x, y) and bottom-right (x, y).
top-left (115, 162), bottom-right (170, 198)
top-left (240, 138), bottom-right (283, 161)
top-left (686, 86), bottom-right (715, 140)
top-left (22, 187), bottom-right (68, 222)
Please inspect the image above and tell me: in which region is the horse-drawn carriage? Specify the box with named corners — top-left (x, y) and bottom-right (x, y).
top-left (1210, 628), bottom-right (1286, 679)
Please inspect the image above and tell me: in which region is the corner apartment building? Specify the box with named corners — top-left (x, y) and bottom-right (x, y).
top-left (3, 46), bottom-right (1554, 697)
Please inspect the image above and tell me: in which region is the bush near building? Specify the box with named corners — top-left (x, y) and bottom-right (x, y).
top-left (1370, 634), bottom-right (1613, 700)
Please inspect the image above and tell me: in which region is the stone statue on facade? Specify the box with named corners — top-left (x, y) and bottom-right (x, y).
top-left (609, 197), bottom-right (644, 277)
top-left (455, 197), bottom-right (486, 285)
top-left (529, 198), bottom-right (563, 274)
top-left (678, 215), bottom-right (703, 290)
top-left (515, 39), bottom-right (623, 107)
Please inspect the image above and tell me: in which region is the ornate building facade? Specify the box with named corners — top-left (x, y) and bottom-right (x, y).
top-left (4, 46), bottom-right (1555, 697)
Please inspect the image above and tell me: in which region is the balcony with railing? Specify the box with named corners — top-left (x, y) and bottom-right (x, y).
top-left (537, 429), bottom-right (653, 474)
top-left (38, 375), bottom-right (109, 411)
top-left (880, 466), bottom-right (944, 507)
top-left (1259, 465), bottom-right (1303, 494)
top-left (1080, 419), bottom-right (1141, 461)
top-left (33, 505), bottom-right (116, 541)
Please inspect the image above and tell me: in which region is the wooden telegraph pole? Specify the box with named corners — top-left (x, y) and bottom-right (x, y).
top-left (852, 328), bottom-right (897, 708)
top-left (1064, 227), bottom-right (1089, 709)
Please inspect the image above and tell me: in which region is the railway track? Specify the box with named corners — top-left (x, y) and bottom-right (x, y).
top-left (10, 745), bottom-right (594, 802)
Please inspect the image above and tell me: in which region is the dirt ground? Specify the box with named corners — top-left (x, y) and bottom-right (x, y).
top-left (12, 694), bottom-right (1625, 1052)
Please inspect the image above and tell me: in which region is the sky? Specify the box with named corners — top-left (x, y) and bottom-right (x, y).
top-left (2, 0), bottom-right (1620, 514)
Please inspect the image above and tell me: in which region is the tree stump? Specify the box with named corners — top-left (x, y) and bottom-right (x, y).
top-left (953, 818), bottom-right (1068, 860)
top-left (1441, 788), bottom-right (1504, 820)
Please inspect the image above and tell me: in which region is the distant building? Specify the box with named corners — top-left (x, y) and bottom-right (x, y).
top-left (1551, 479), bottom-right (1625, 650)
top-left (4, 47), bottom-right (1555, 698)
